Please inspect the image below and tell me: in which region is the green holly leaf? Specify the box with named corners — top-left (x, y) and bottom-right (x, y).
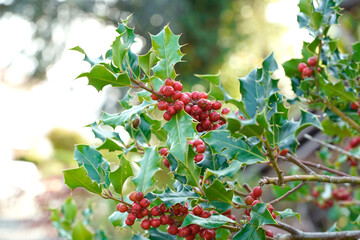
top-left (206, 161), bottom-right (243, 178)
top-left (202, 130), bottom-right (266, 167)
top-left (125, 113), bottom-right (152, 146)
top-left (227, 110), bottom-right (268, 138)
top-left (139, 50), bottom-right (160, 77)
top-left (181, 214), bottom-right (235, 228)
top-left (233, 224), bottom-right (265, 240)
top-left (87, 122), bottom-right (124, 145)
top-left (62, 198), bottom-right (77, 225)
top-left (204, 179), bottom-right (233, 204)
top-left (74, 145), bottom-right (110, 187)
top-left (72, 221), bottom-right (93, 240)
top-left (70, 46), bottom-right (104, 67)
top-left (148, 228), bottom-right (176, 240)
top-left (216, 228), bottom-right (231, 240)
top-left (194, 72), bottom-right (225, 100)
top-left (132, 147), bottom-right (161, 193)
top-left (63, 166), bottom-right (102, 194)
top-left (164, 111), bottom-right (196, 162)
top-left (145, 186), bottom-right (199, 208)
top-left (101, 100), bottom-right (155, 128)
top-left (96, 138), bottom-right (123, 152)
top-left (108, 211), bottom-right (128, 228)
top-left (78, 65), bottom-right (131, 91)
top-left (321, 117), bottom-right (352, 140)
top-left (323, 81), bottom-right (357, 103)
top-left (109, 154), bottom-right (134, 195)
top-left (250, 203), bottom-right (277, 226)
top-left (112, 17), bottom-right (135, 70)
top-left (151, 25), bottom-right (184, 79)
top-left (275, 208), bottom-right (301, 222)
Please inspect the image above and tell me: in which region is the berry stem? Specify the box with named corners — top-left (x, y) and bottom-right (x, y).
top-left (233, 189), bottom-right (249, 197)
top-left (261, 135), bottom-right (284, 186)
top-left (102, 191), bottom-right (132, 207)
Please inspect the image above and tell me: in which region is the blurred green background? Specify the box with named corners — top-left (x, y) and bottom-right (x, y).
top-left (1, 0), bottom-right (360, 239)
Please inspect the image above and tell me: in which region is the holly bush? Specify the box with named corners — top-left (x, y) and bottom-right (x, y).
top-left (55, 0), bottom-right (360, 239)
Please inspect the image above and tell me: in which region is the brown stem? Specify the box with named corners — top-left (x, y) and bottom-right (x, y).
top-left (129, 77), bottom-right (164, 99)
top-left (303, 133), bottom-right (360, 161)
top-left (300, 160), bottom-right (350, 177)
top-left (267, 181), bottom-right (307, 205)
top-left (324, 99), bottom-right (360, 134)
top-left (220, 224), bottom-right (241, 232)
top-left (102, 192), bottom-right (132, 207)
top-left (262, 136), bottom-right (284, 186)
top-left (280, 155), bottom-right (315, 175)
top-left (260, 174), bottom-right (360, 185)
top-left (242, 183), bottom-right (252, 193)
top-left (234, 189), bottom-right (249, 197)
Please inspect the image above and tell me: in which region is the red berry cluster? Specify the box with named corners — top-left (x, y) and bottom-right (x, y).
top-left (332, 187), bottom-right (352, 201)
top-left (159, 147), bottom-right (170, 168)
top-left (312, 188), bottom-right (334, 209)
top-left (244, 187), bottom-right (276, 221)
top-left (297, 56), bottom-right (321, 78)
top-left (350, 101), bottom-right (360, 116)
top-left (152, 78), bottom-right (225, 132)
top-left (189, 139), bottom-right (206, 163)
top-left (345, 137), bottom-right (360, 166)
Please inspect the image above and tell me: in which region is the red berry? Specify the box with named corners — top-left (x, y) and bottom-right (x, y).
top-left (168, 225), bottom-right (178, 235)
top-left (160, 214), bottom-right (170, 225)
top-left (129, 192), bottom-right (136, 202)
top-left (141, 219), bottom-right (150, 230)
top-left (163, 158), bottom-right (170, 168)
top-left (174, 100), bottom-right (184, 111)
top-left (151, 94), bottom-right (159, 100)
top-left (184, 105), bottom-right (192, 114)
top-left (251, 200), bottom-right (260, 207)
top-left (116, 203), bottom-right (128, 213)
top-left (159, 86), bottom-right (166, 94)
top-left (173, 82), bottom-right (183, 91)
top-left (191, 105), bottom-right (202, 116)
top-left (163, 112), bottom-right (172, 121)
top-left (201, 119), bottom-right (212, 130)
top-left (151, 206), bottom-right (160, 216)
top-left (191, 91), bottom-right (200, 100)
top-left (197, 99), bottom-right (209, 109)
top-left (253, 187), bottom-right (262, 198)
top-left (185, 235), bottom-right (196, 240)
top-left (163, 86), bottom-right (175, 97)
top-left (193, 139), bottom-right (203, 147)
top-left (219, 120), bottom-right (226, 125)
top-left (199, 92), bottom-right (208, 99)
top-left (307, 56), bottom-right (317, 66)
top-left (159, 203), bottom-right (166, 213)
top-left (279, 149), bottom-right (289, 156)
top-left (196, 144), bottom-right (206, 153)
top-left (228, 214), bottom-right (236, 220)
top-left (200, 210), bottom-right (211, 218)
top-left (212, 100), bottom-right (222, 110)
top-left (302, 67), bottom-right (312, 77)
top-left (173, 90), bottom-right (182, 100)
top-left (189, 224), bottom-right (200, 235)
top-left (312, 189), bottom-right (319, 198)
top-left (127, 213), bottom-right (136, 221)
top-left (221, 107), bottom-right (230, 114)
top-left (125, 218), bottom-right (134, 226)
top-left (271, 212), bottom-right (277, 219)
top-left (297, 62), bottom-right (307, 72)
top-left (351, 102), bottom-right (359, 110)
top-left (209, 111), bottom-right (220, 122)
top-left (165, 78), bottom-right (174, 86)
top-left (245, 196), bottom-right (255, 205)
top-left (222, 209), bottom-right (232, 215)
top-left (151, 218), bottom-right (161, 228)
top-left (212, 124), bottom-right (221, 130)
top-left (357, 108), bottom-right (360, 117)
top-left (158, 101), bottom-right (169, 111)
top-left (249, 192), bottom-right (256, 199)
top-left (159, 148), bottom-right (168, 156)
top-left (140, 198), bottom-right (150, 208)
top-left (194, 154), bottom-right (204, 163)
top-left (141, 208), bottom-right (149, 216)
top-left (245, 208), bottom-right (250, 216)
top-left (200, 110), bottom-right (210, 120)
top-left (267, 204), bottom-right (274, 213)
top-left (203, 229), bottom-right (216, 240)
top-left (166, 105), bottom-right (176, 115)
top-left (180, 93), bottom-right (191, 105)
top-left (180, 204), bottom-right (189, 214)
top-left (134, 192), bottom-right (144, 202)
top-left (193, 205), bottom-right (203, 216)
top-left (178, 227), bottom-right (191, 237)
top-left (265, 230), bottom-right (274, 238)
top-left (132, 203), bottom-right (142, 213)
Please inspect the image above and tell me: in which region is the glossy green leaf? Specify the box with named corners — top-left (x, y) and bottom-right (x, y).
top-left (70, 46), bottom-right (104, 67)
top-left (63, 166), bottom-right (102, 194)
top-left (216, 228), bottom-right (231, 240)
top-left (204, 179), bottom-right (233, 204)
top-left (323, 81), bottom-right (357, 103)
top-left (132, 234), bottom-right (149, 240)
top-left (72, 221), bottom-right (93, 240)
top-left (149, 228), bottom-right (176, 240)
top-left (233, 224), bottom-right (265, 240)
top-left (151, 25), bottom-right (184, 79)
top-left (87, 122), bottom-right (123, 143)
top-left (181, 213), bottom-right (235, 228)
top-left (132, 147), bottom-right (161, 193)
top-left (96, 138), bottom-right (123, 151)
top-left (275, 208), bottom-right (301, 222)
top-left (108, 211), bottom-right (128, 228)
top-left (250, 203), bottom-right (277, 226)
top-left (145, 186), bottom-right (198, 208)
top-left (74, 145), bottom-right (110, 187)
top-left (227, 110), bottom-right (268, 137)
top-left (202, 130), bottom-right (266, 167)
top-left (109, 154), bottom-right (134, 195)
top-left (101, 100), bottom-right (155, 128)
top-left (139, 50), bottom-right (160, 77)
top-left (164, 110), bottom-right (197, 162)
top-left (78, 65), bottom-right (131, 91)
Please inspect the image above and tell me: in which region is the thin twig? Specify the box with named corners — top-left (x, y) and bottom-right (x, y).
top-left (303, 133), bottom-right (360, 161)
top-left (280, 155), bottom-right (316, 175)
top-left (234, 189), bottom-right (249, 197)
top-left (242, 183), bottom-right (252, 193)
top-left (300, 160), bottom-right (350, 177)
top-left (262, 135), bottom-right (284, 186)
top-left (267, 181), bottom-right (307, 205)
top-left (260, 174), bottom-right (360, 185)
